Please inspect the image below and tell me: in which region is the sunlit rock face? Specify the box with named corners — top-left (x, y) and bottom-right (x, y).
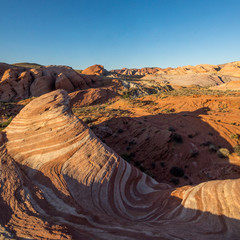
top-left (110, 67), bottom-right (162, 76)
top-left (0, 65), bottom-right (103, 102)
top-left (0, 89), bottom-right (240, 239)
top-left (82, 64), bottom-right (108, 76)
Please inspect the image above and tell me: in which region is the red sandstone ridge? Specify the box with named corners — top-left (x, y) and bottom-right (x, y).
top-left (81, 64), bottom-right (108, 76)
top-left (0, 89), bottom-right (240, 239)
top-left (111, 61), bottom-right (240, 79)
top-left (0, 64), bottom-right (105, 102)
top-left (110, 67), bottom-right (162, 76)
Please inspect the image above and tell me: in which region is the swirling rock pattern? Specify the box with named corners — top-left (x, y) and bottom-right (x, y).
top-left (0, 90), bottom-right (240, 239)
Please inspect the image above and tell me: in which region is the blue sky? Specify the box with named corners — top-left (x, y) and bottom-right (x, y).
top-left (0, 0), bottom-right (239, 70)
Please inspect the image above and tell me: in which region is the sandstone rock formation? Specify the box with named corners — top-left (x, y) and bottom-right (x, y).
top-left (0, 65), bottom-right (105, 102)
top-left (113, 62), bottom-right (240, 78)
top-left (82, 64), bottom-right (107, 76)
top-left (142, 72), bottom-right (234, 87)
top-left (0, 63), bottom-right (14, 76)
top-left (218, 61), bottom-right (240, 77)
top-left (110, 67), bottom-right (162, 76)
top-left (155, 64), bottom-right (220, 75)
top-left (210, 80), bottom-right (240, 91)
top-left (142, 63), bottom-right (240, 87)
top-left (0, 90), bottom-right (240, 239)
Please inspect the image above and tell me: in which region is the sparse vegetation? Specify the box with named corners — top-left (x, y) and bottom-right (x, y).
top-left (75, 69), bottom-right (83, 74)
top-left (230, 133), bottom-right (240, 140)
top-left (234, 145), bottom-right (240, 156)
top-left (209, 144), bottom-right (217, 153)
top-left (0, 117), bottom-right (13, 131)
top-left (217, 148), bottom-right (230, 158)
top-left (170, 178), bottom-right (180, 185)
top-left (72, 104), bottom-right (131, 126)
top-left (158, 87), bottom-right (240, 98)
top-left (170, 167), bottom-right (184, 177)
top-left (12, 62), bottom-right (42, 69)
top-left (118, 128), bottom-right (124, 133)
top-left (162, 108), bottom-right (175, 113)
top-left (190, 149), bottom-right (199, 158)
top-left (171, 133), bottom-right (183, 143)
top-left (120, 152), bottom-right (135, 162)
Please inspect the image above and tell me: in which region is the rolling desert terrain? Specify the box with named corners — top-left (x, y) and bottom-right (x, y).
top-left (0, 61), bottom-right (240, 239)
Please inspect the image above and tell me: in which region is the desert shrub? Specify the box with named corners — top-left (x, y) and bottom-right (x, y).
top-left (234, 145), bottom-right (240, 156)
top-left (171, 133), bottom-right (183, 143)
top-left (168, 126), bottom-right (175, 132)
top-left (158, 87), bottom-right (240, 98)
top-left (200, 141), bottom-right (212, 147)
top-left (160, 162), bottom-right (166, 167)
top-left (118, 128), bottom-right (124, 133)
top-left (230, 133), bottom-right (240, 140)
top-left (190, 149), bottom-right (199, 158)
top-left (170, 166), bottom-right (184, 177)
top-left (0, 116), bottom-right (13, 131)
top-left (209, 144), bottom-right (217, 153)
top-left (134, 161), bottom-right (141, 167)
top-left (151, 162), bottom-right (156, 169)
top-left (82, 117), bottom-right (94, 124)
top-left (170, 178), bottom-right (179, 185)
top-left (217, 148), bottom-right (230, 158)
top-left (120, 152), bottom-right (135, 162)
top-left (163, 108), bottom-right (175, 113)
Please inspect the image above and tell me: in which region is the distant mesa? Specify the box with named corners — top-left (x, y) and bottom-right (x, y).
top-left (82, 64), bottom-right (108, 76)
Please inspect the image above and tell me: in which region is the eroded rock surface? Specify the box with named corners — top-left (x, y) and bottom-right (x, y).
top-left (0, 90), bottom-right (240, 239)
top-left (0, 65), bottom-right (104, 102)
top-left (82, 64), bottom-right (107, 76)
top-left (110, 67), bottom-right (162, 76)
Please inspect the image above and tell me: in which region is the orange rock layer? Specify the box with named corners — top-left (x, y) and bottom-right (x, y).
top-left (0, 90), bottom-right (240, 239)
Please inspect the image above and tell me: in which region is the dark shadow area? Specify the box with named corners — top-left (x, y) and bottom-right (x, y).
top-left (93, 107), bottom-right (240, 187)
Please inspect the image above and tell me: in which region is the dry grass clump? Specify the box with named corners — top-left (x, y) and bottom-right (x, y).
top-left (158, 87), bottom-right (240, 98)
top-left (72, 103), bottom-right (131, 126)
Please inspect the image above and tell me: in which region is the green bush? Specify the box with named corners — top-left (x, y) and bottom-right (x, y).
top-left (217, 148), bottom-right (230, 158)
top-left (234, 145), bottom-right (240, 156)
top-left (0, 116), bottom-right (13, 131)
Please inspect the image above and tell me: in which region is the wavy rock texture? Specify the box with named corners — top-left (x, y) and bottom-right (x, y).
top-left (0, 90), bottom-right (240, 239)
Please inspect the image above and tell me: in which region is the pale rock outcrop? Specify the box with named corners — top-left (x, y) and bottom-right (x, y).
top-left (0, 90), bottom-right (239, 239)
